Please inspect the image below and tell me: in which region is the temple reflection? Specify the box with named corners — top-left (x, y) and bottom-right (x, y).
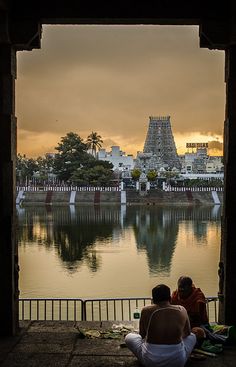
top-left (129, 207), bottom-right (179, 275)
top-left (17, 205), bottom-right (221, 275)
top-left (127, 206), bottom-right (221, 275)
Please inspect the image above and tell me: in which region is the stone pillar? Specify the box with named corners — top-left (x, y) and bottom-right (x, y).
top-left (0, 44), bottom-right (19, 336)
top-left (219, 46), bottom-right (236, 325)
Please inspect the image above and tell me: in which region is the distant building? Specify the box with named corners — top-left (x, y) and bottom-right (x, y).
top-left (180, 144), bottom-right (223, 174)
top-left (135, 115), bottom-right (181, 172)
top-left (206, 156), bottom-right (224, 173)
top-left (98, 146), bottom-right (134, 174)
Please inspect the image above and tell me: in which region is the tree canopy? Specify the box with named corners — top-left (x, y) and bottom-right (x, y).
top-left (131, 168), bottom-right (141, 181)
top-left (16, 131), bottom-right (114, 186)
top-left (86, 131), bottom-right (103, 157)
top-left (16, 154), bottom-right (38, 184)
top-left (53, 132), bottom-right (94, 181)
top-left (71, 163), bottom-right (114, 186)
top-left (147, 170), bottom-right (157, 181)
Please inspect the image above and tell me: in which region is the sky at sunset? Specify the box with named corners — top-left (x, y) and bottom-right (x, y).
top-left (16, 25), bottom-right (225, 158)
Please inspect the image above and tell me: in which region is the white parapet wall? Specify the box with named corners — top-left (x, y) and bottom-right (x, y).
top-left (120, 190), bottom-right (126, 204)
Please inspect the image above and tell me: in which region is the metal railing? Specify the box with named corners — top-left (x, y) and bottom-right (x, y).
top-left (19, 296), bottom-right (219, 323)
top-left (82, 297), bottom-right (152, 321)
top-left (19, 298), bottom-right (84, 321)
top-left (19, 297), bottom-right (218, 322)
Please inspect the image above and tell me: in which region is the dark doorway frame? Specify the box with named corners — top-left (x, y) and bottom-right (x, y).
top-left (0, 1), bottom-right (235, 336)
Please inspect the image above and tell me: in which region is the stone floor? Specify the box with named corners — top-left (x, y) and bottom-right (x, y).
top-left (0, 321), bottom-right (235, 367)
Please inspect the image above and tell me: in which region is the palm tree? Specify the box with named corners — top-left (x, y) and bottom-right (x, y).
top-left (86, 131), bottom-right (103, 157)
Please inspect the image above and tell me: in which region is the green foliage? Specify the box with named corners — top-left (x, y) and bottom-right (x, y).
top-left (147, 170), bottom-right (157, 181)
top-left (86, 131), bottom-right (103, 156)
top-left (86, 159), bottom-right (113, 170)
top-left (71, 165), bottom-right (114, 186)
top-left (53, 132), bottom-right (93, 181)
top-left (183, 178), bottom-right (223, 187)
top-left (16, 154), bottom-right (38, 183)
top-left (16, 153), bottom-right (56, 184)
top-left (35, 155), bottom-right (55, 181)
top-left (17, 131), bottom-right (113, 186)
top-left (161, 171), bottom-right (177, 179)
top-left (131, 168), bottom-right (141, 181)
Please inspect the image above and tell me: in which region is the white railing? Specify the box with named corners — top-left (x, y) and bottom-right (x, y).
top-left (163, 185), bottom-right (223, 192)
top-left (16, 185), bottom-right (224, 193)
top-left (16, 186), bottom-right (120, 192)
top-left (19, 296), bottom-right (219, 323)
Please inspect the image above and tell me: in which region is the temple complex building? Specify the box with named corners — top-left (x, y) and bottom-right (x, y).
top-left (179, 143), bottom-right (224, 174)
top-left (135, 116), bottom-right (181, 172)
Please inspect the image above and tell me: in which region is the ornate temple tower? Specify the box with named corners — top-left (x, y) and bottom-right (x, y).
top-left (143, 116), bottom-right (180, 169)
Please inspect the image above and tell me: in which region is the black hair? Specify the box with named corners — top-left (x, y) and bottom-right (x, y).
top-left (152, 284), bottom-right (171, 304)
top-left (178, 276), bottom-right (193, 288)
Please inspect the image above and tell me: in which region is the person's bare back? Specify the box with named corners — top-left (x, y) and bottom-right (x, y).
top-left (125, 284), bottom-right (196, 367)
top-left (140, 304), bottom-right (191, 344)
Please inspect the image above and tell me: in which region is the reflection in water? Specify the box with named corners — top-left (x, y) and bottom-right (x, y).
top-left (131, 207), bottom-right (179, 275)
top-left (17, 205), bottom-right (221, 297)
top-left (128, 206), bottom-right (220, 275)
top-left (17, 205), bottom-right (221, 276)
top-left (17, 206), bottom-right (121, 273)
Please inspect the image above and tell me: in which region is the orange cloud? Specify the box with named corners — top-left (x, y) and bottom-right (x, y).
top-left (16, 25), bottom-right (225, 158)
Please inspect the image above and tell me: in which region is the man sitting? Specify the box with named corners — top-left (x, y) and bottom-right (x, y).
top-left (125, 284), bottom-right (196, 367)
top-left (171, 276), bottom-right (208, 328)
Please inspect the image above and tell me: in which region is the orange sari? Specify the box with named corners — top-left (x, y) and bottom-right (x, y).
top-left (171, 286), bottom-right (209, 327)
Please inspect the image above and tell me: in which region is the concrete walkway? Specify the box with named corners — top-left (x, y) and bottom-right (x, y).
top-left (0, 321), bottom-right (235, 367)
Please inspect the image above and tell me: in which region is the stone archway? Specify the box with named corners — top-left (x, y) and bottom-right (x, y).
top-left (0, 1), bottom-right (235, 336)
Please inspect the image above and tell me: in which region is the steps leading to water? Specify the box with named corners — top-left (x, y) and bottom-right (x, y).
top-left (211, 191), bottom-right (221, 205)
top-left (17, 190), bottom-right (222, 206)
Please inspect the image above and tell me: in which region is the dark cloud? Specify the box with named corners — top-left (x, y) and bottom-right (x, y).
top-left (16, 25), bottom-right (225, 156)
top-left (18, 26), bottom-right (203, 75)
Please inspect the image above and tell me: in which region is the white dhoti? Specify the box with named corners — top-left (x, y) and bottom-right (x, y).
top-left (125, 332), bottom-right (196, 367)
